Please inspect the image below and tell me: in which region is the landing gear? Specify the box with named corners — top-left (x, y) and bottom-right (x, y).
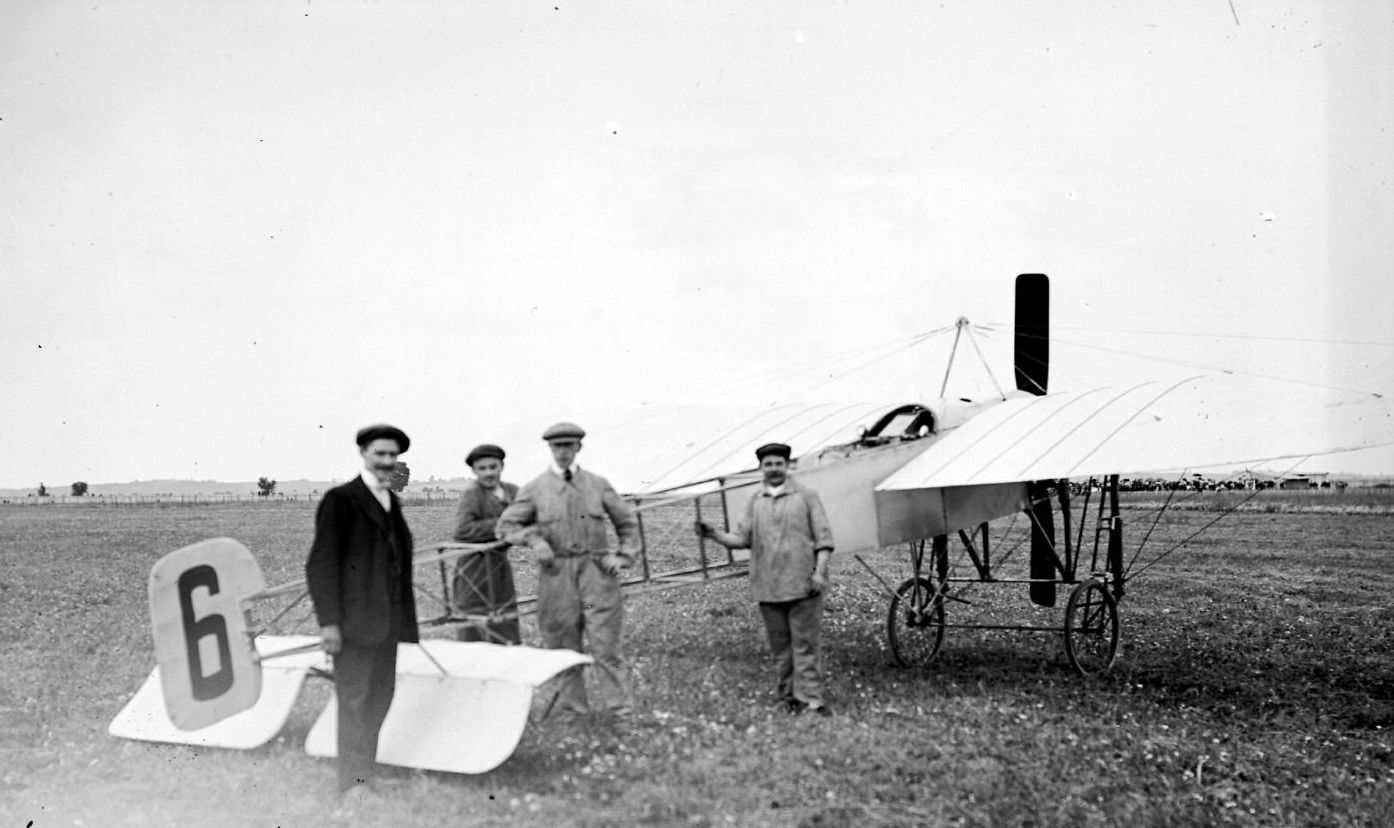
top-left (1063, 579), bottom-right (1119, 676)
top-left (887, 577), bottom-right (946, 667)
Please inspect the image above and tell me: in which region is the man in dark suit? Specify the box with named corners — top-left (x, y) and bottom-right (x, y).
top-left (305, 424), bottom-right (419, 802)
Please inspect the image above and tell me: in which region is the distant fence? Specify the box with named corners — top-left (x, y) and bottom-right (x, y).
top-left (0, 491), bottom-right (467, 507)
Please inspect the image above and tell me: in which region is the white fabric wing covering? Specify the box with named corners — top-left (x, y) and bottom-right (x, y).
top-left (877, 375), bottom-right (1394, 490)
top-left (636, 401), bottom-right (897, 492)
top-left (109, 635), bottom-right (323, 749)
top-left (305, 642), bottom-right (593, 774)
top-left (112, 637), bottom-right (593, 775)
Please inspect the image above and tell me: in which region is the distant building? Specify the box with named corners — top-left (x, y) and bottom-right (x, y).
top-left (1278, 473), bottom-right (1329, 490)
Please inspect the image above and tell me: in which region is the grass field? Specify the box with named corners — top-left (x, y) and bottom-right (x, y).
top-left (3, 492), bottom-right (1393, 827)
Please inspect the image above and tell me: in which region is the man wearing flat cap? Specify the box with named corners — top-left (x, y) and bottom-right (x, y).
top-left (496, 421), bottom-right (641, 717)
top-left (698, 442), bottom-right (835, 715)
top-left (450, 443), bottom-right (520, 644)
top-left (305, 424), bottom-right (419, 802)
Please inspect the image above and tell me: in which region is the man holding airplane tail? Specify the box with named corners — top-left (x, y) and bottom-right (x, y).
top-left (305, 424), bottom-right (419, 804)
top-left (496, 421), bottom-right (641, 718)
top-left (698, 442), bottom-right (835, 716)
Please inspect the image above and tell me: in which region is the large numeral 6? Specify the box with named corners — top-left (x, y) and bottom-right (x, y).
top-left (178, 564), bottom-right (234, 700)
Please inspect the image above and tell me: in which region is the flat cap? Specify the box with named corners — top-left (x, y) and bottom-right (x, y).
top-left (465, 443), bottom-right (506, 466)
top-left (755, 442), bottom-right (792, 460)
top-left (356, 424), bottom-right (410, 453)
top-left (542, 421), bottom-right (586, 442)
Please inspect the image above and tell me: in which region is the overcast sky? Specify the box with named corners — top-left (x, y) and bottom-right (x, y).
top-left (3, 1), bottom-right (1392, 491)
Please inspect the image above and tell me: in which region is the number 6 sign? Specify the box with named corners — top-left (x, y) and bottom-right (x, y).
top-left (149, 538), bottom-right (266, 730)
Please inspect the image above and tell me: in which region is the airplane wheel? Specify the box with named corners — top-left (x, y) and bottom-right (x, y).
top-left (1063, 579), bottom-right (1119, 676)
top-left (887, 577), bottom-right (946, 667)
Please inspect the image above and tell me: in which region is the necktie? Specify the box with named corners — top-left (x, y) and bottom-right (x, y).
top-left (563, 469), bottom-right (573, 483)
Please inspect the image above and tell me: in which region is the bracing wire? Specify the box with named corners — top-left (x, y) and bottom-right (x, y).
top-left (1123, 456), bottom-right (1312, 581)
top-left (1008, 328), bottom-right (1385, 399)
top-left (937, 509), bottom-right (1029, 607)
top-left (1052, 324), bottom-right (1394, 349)
top-left (640, 402), bottom-right (806, 488)
top-left (674, 401), bottom-right (881, 486)
top-left (609, 325), bottom-right (959, 435)
top-left (972, 325), bottom-right (1045, 394)
top-left (785, 327), bottom-right (957, 399)
top-left (963, 324), bottom-right (1007, 399)
top-left (986, 510), bottom-right (1028, 571)
top-left (1124, 470), bottom-right (1186, 577)
top-left (633, 324), bottom-right (963, 490)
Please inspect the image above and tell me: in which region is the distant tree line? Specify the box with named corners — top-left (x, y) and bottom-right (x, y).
top-left (1075, 477), bottom-right (1349, 493)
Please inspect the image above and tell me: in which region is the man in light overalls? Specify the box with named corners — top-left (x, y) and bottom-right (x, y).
top-left (496, 421), bottom-right (641, 716)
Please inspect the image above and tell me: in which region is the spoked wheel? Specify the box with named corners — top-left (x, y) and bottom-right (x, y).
top-left (887, 577), bottom-right (946, 667)
top-left (1063, 579), bottom-right (1119, 676)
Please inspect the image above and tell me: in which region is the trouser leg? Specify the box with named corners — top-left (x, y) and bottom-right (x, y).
top-left (758, 601), bottom-right (795, 702)
top-left (578, 558), bottom-right (629, 711)
top-left (335, 639), bottom-right (398, 791)
top-left (538, 557), bottom-right (588, 712)
top-left (787, 593), bottom-right (825, 706)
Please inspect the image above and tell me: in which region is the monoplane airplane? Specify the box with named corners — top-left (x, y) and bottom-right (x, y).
top-left (621, 273), bottom-right (1394, 675)
top-left (111, 274), bottom-right (1394, 775)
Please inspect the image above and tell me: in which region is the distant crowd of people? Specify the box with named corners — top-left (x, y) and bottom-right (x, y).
top-left (304, 421), bottom-right (835, 809)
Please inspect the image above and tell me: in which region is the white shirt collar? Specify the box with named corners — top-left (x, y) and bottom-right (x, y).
top-left (360, 469), bottom-right (391, 510)
top-left (764, 482), bottom-right (787, 497)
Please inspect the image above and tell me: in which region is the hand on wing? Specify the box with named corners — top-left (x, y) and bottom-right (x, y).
top-left (320, 624), bottom-right (342, 655)
top-left (695, 520), bottom-right (712, 538)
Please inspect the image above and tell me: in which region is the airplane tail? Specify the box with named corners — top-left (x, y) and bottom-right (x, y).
top-left (147, 538), bottom-right (268, 730)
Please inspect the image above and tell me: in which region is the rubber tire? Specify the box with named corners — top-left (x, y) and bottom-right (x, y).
top-left (1063, 579), bottom-right (1119, 676)
top-left (887, 577), bottom-right (946, 667)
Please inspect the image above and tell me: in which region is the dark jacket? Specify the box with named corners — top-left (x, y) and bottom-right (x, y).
top-left (451, 480), bottom-right (519, 543)
top-left (305, 475), bottom-right (419, 645)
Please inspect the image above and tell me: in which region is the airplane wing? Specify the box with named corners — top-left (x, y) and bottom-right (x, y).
top-left (876, 375), bottom-right (1394, 491)
top-left (865, 375), bottom-right (1393, 546)
top-left (635, 401), bottom-right (900, 492)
